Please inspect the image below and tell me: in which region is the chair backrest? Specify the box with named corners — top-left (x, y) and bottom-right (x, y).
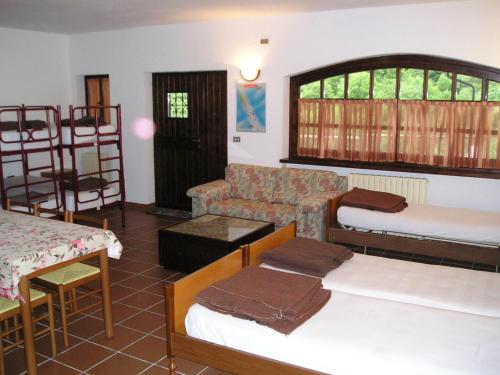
top-left (69, 212), bottom-right (108, 230)
top-left (5, 199), bottom-right (37, 215)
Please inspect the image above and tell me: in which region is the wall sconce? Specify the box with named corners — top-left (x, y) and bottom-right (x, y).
top-left (240, 66), bottom-right (260, 82)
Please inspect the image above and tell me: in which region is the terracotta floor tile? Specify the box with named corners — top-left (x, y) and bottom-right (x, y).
top-left (35, 330), bottom-right (82, 357)
top-left (117, 260), bottom-right (157, 274)
top-left (110, 284), bottom-right (140, 301)
top-left (3, 347), bottom-right (47, 375)
top-left (66, 315), bottom-right (105, 339)
top-left (88, 353), bottom-right (150, 375)
top-left (140, 266), bottom-right (177, 280)
top-left (90, 325), bottom-right (144, 351)
top-left (120, 311), bottom-right (165, 333)
top-left (56, 341), bottom-right (114, 371)
top-left (157, 356), bottom-right (205, 375)
top-left (200, 367), bottom-right (234, 375)
top-left (91, 302), bottom-right (142, 323)
top-left (143, 281), bottom-right (167, 296)
top-left (147, 301), bottom-right (165, 315)
top-left (109, 268), bottom-right (135, 283)
top-left (37, 360), bottom-right (80, 375)
top-left (139, 365), bottom-right (169, 375)
top-left (149, 324), bottom-right (166, 340)
top-left (122, 335), bottom-right (166, 363)
top-left (119, 291), bottom-right (163, 309)
top-left (118, 275), bottom-right (160, 290)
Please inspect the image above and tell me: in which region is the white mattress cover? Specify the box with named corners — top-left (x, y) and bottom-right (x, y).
top-left (60, 124), bottom-right (117, 145)
top-left (337, 204), bottom-right (500, 245)
top-left (0, 129), bottom-right (59, 151)
top-left (187, 291), bottom-right (500, 375)
top-left (264, 253), bottom-right (500, 318)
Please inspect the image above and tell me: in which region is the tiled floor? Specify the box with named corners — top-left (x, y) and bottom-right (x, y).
top-left (3, 205), bottom-right (230, 375)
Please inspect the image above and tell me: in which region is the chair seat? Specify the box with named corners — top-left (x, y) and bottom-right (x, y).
top-left (37, 263), bottom-right (100, 285)
top-left (0, 288), bottom-right (45, 314)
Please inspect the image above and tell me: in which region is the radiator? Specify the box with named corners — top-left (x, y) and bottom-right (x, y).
top-left (82, 152), bottom-right (110, 180)
top-left (347, 173), bottom-right (428, 204)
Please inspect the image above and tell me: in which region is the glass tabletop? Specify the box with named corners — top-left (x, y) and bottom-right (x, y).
top-left (163, 214), bottom-right (272, 242)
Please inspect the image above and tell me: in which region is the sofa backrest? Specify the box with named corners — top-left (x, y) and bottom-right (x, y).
top-left (272, 167), bottom-right (347, 205)
top-left (225, 163), bottom-right (279, 202)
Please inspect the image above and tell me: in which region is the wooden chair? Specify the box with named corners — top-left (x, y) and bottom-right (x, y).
top-left (33, 213), bottom-right (108, 347)
top-left (0, 290), bottom-right (57, 375)
top-left (5, 199), bottom-right (37, 215)
top-left (34, 205), bottom-right (69, 222)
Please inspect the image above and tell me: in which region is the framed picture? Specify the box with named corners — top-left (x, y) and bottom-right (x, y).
top-left (236, 82), bottom-right (266, 132)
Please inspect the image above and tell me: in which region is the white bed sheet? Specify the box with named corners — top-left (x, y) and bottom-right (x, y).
top-left (187, 291), bottom-right (500, 375)
top-left (0, 129), bottom-right (59, 151)
top-left (60, 125), bottom-right (118, 145)
top-left (337, 204), bottom-right (500, 245)
top-left (264, 253), bottom-right (500, 318)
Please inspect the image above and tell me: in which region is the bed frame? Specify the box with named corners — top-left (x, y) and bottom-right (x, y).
top-left (163, 222), bottom-right (325, 375)
top-left (327, 193), bottom-right (500, 269)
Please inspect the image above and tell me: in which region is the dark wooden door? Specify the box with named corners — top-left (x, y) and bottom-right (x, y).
top-left (153, 71), bottom-right (227, 210)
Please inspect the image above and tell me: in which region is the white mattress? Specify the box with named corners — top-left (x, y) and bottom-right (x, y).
top-left (0, 128), bottom-right (59, 151)
top-left (264, 253), bottom-right (500, 318)
top-left (187, 291), bottom-right (500, 375)
top-left (337, 204), bottom-right (500, 246)
top-left (60, 124), bottom-right (118, 145)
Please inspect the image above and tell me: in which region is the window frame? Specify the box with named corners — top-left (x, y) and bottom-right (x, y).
top-left (286, 54), bottom-right (500, 179)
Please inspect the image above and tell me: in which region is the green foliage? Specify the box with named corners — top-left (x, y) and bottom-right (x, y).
top-left (456, 74), bottom-right (482, 101)
top-left (427, 71), bottom-right (452, 100)
top-left (488, 81), bottom-right (500, 101)
top-left (300, 81), bottom-right (321, 99)
top-left (348, 71), bottom-right (370, 99)
top-left (374, 69), bottom-right (397, 99)
top-left (400, 68), bottom-right (424, 100)
top-left (324, 76), bottom-right (344, 99)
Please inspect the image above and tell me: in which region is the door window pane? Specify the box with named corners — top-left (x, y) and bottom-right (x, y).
top-left (488, 80), bottom-right (500, 101)
top-left (456, 74), bottom-right (482, 101)
top-left (373, 69), bottom-right (396, 99)
top-left (324, 75), bottom-right (345, 99)
top-left (348, 71), bottom-right (370, 99)
top-left (399, 68), bottom-right (424, 100)
top-left (427, 70), bottom-right (452, 100)
top-left (168, 92), bottom-right (188, 118)
top-left (300, 81), bottom-right (321, 99)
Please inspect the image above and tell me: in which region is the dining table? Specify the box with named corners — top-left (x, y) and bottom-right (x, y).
top-left (0, 209), bottom-right (122, 375)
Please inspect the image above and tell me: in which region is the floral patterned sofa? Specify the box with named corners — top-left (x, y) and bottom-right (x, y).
top-left (186, 164), bottom-right (347, 240)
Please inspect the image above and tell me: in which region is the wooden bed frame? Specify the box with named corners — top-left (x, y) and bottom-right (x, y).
top-left (163, 222), bottom-right (325, 375)
top-left (327, 193), bottom-right (500, 268)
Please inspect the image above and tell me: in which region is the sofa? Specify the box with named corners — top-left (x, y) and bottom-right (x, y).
top-left (186, 163), bottom-right (347, 240)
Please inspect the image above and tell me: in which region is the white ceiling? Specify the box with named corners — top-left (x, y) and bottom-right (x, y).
top-left (0, 0), bottom-right (458, 35)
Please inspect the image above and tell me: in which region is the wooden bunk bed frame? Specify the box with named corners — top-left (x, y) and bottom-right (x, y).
top-left (0, 105), bottom-right (65, 212)
top-left (327, 193), bottom-right (500, 268)
top-left (60, 104), bottom-right (126, 226)
top-left (163, 222), bottom-right (326, 375)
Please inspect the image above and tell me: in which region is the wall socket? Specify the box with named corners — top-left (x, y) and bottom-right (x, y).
top-left (233, 136), bottom-right (241, 143)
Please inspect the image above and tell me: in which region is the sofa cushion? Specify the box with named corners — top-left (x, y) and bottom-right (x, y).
top-left (225, 164), bottom-right (279, 202)
top-left (208, 198), bottom-right (296, 228)
top-left (273, 168), bottom-right (342, 205)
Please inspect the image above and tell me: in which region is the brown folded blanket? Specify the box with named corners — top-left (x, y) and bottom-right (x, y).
top-left (195, 266), bottom-right (331, 335)
top-left (61, 117), bottom-right (108, 127)
top-left (339, 187), bottom-right (408, 213)
top-left (64, 177), bottom-right (108, 192)
top-left (0, 120), bottom-right (47, 131)
top-left (261, 237), bottom-right (353, 277)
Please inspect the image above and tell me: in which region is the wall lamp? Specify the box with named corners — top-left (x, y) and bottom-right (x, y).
top-left (240, 66), bottom-right (261, 82)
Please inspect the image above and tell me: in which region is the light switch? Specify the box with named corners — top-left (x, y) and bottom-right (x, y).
top-left (233, 136), bottom-right (241, 143)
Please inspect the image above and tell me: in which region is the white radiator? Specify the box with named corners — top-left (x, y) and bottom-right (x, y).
top-left (82, 152), bottom-right (110, 180)
top-left (347, 173), bottom-right (428, 204)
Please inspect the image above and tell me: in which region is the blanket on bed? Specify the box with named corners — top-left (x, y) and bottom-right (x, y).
top-left (261, 237), bottom-right (353, 277)
top-left (0, 120), bottom-right (47, 131)
top-left (340, 187), bottom-right (407, 213)
top-left (64, 177), bottom-right (108, 192)
top-left (60, 116), bottom-right (108, 127)
top-left (195, 266), bottom-right (331, 334)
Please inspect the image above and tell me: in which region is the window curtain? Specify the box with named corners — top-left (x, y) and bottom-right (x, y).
top-left (298, 99), bottom-right (500, 169)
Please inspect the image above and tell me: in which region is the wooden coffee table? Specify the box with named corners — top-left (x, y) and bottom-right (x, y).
top-left (158, 214), bottom-right (274, 273)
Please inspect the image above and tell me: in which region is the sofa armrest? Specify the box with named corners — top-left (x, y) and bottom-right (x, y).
top-left (296, 191), bottom-right (343, 240)
top-left (186, 180), bottom-right (231, 217)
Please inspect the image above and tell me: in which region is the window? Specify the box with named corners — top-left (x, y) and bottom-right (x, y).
top-left (167, 92), bottom-right (188, 118)
top-left (288, 55), bottom-right (500, 178)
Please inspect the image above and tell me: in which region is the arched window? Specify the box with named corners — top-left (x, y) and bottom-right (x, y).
top-left (285, 55), bottom-right (500, 178)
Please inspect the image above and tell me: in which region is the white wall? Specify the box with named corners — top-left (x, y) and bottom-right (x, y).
top-left (62, 0), bottom-right (499, 211)
top-left (0, 27), bottom-right (70, 177)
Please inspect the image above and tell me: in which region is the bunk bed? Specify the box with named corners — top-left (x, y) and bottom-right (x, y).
top-left (0, 105), bottom-right (65, 213)
top-left (59, 105), bottom-right (126, 226)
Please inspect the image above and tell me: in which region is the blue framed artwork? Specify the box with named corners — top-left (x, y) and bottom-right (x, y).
top-left (236, 82), bottom-right (266, 132)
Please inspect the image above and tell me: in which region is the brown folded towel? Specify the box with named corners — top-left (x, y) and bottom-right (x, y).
top-left (195, 266), bottom-right (331, 335)
top-left (261, 237), bottom-right (353, 277)
top-left (340, 187), bottom-right (408, 213)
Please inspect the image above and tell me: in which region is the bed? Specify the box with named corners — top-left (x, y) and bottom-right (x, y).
top-left (0, 126), bottom-right (59, 152)
top-left (328, 193), bottom-right (500, 268)
top-left (164, 223), bottom-right (500, 374)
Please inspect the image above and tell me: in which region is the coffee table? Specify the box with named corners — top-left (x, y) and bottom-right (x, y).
top-left (158, 214), bottom-right (274, 273)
